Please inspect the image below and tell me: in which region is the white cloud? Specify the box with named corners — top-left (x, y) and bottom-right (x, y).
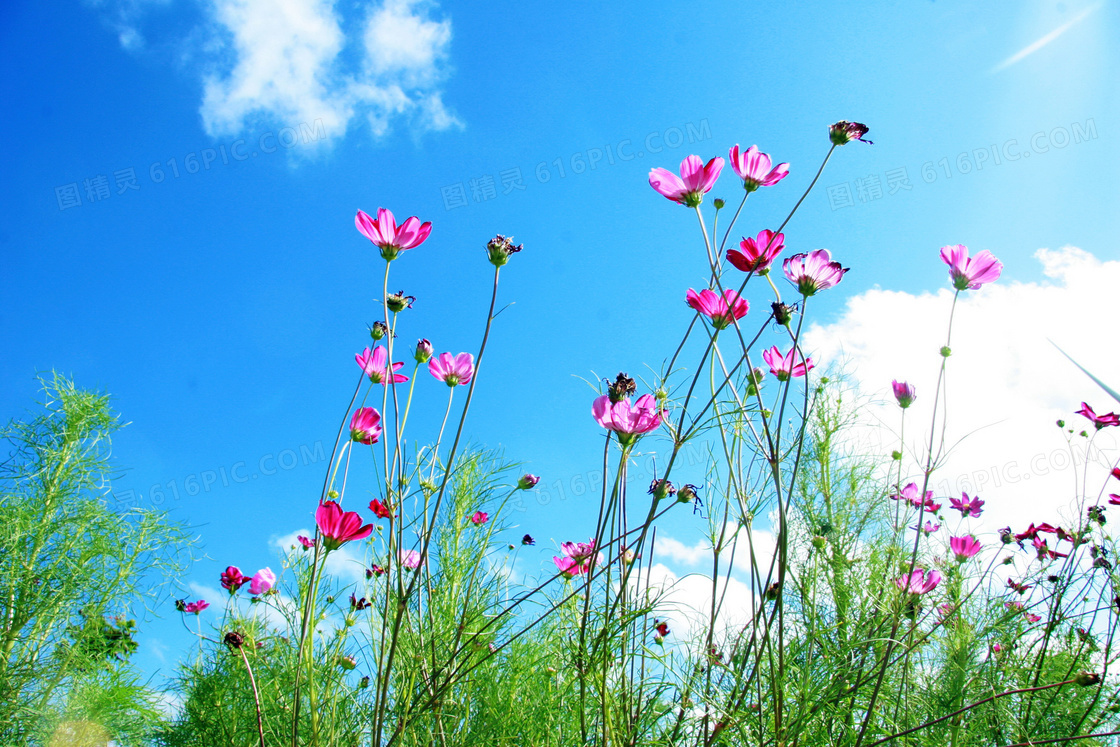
top-left (110, 0), bottom-right (459, 143)
top-left (803, 245), bottom-right (1120, 536)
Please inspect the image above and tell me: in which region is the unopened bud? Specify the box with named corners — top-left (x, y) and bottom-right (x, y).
top-left (811, 535), bottom-right (827, 550)
top-left (337, 655), bottom-right (357, 671)
top-left (517, 473), bottom-right (540, 490)
top-left (328, 489), bottom-right (339, 499)
top-left (713, 198), bottom-right (725, 209)
top-left (414, 338), bottom-right (433, 363)
top-left (1076, 671), bottom-right (1102, 687)
top-left (940, 346), bottom-right (952, 358)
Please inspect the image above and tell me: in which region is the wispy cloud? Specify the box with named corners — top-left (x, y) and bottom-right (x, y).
top-left (992, 3), bottom-right (1101, 72)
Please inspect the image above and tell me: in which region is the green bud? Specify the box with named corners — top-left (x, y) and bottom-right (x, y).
top-left (940, 346), bottom-right (952, 357)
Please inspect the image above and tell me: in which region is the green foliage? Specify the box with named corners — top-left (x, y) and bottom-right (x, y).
top-left (0, 373), bottom-right (190, 744)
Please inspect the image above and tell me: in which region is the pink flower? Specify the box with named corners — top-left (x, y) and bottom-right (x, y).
top-left (726, 230), bottom-right (784, 274)
top-left (991, 642), bottom-right (1004, 655)
top-left (315, 501), bottom-right (373, 551)
top-left (249, 567), bottom-right (276, 595)
top-left (727, 144), bottom-right (789, 192)
top-left (1006, 601), bottom-right (1042, 623)
top-left (553, 539), bottom-right (602, 578)
top-left (399, 549), bottom-right (422, 569)
top-left (355, 207), bottom-right (432, 261)
top-left (356, 346), bottom-right (408, 385)
top-left (829, 120), bottom-right (872, 146)
top-left (592, 394), bottom-right (662, 447)
top-left (950, 535), bottom-right (982, 562)
top-left (1008, 578), bottom-right (1031, 595)
top-left (648, 154), bottom-right (724, 207)
top-left (950, 492), bottom-right (985, 517)
top-left (891, 483), bottom-right (937, 511)
top-left (349, 407), bottom-right (383, 445)
top-left (939, 244), bottom-right (1002, 291)
top-left (297, 535), bottom-right (315, 549)
top-left (429, 352), bottom-right (475, 387)
top-left (761, 346), bottom-right (814, 382)
top-left (895, 568), bottom-right (941, 595)
top-left (1110, 494), bottom-right (1120, 506)
top-left (1077, 402), bottom-right (1120, 430)
top-left (686, 288), bottom-right (749, 330)
top-left (184, 600), bottom-right (209, 615)
top-left (470, 511), bottom-right (489, 526)
top-left (892, 380), bottom-right (916, 409)
top-left (912, 520), bottom-right (941, 535)
top-left (221, 566), bottom-right (247, 594)
top-left (783, 249), bottom-right (848, 296)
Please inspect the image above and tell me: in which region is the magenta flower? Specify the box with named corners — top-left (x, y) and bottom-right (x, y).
top-left (1006, 601), bottom-right (1042, 623)
top-left (369, 499), bottom-right (394, 520)
top-left (315, 501), bottom-right (373, 552)
top-left (184, 600), bottom-right (209, 615)
top-left (891, 483), bottom-right (934, 510)
top-left (939, 244), bottom-right (1002, 291)
top-left (829, 121), bottom-right (872, 146)
top-left (399, 549), bottom-right (422, 569)
top-left (783, 249), bottom-right (848, 296)
top-left (892, 380), bottom-right (916, 409)
top-left (950, 492), bottom-right (985, 517)
top-left (686, 288), bottom-right (749, 330)
top-left (761, 346), bottom-right (814, 382)
top-left (648, 154), bottom-right (724, 207)
top-left (553, 555), bottom-right (581, 579)
top-left (517, 474), bottom-right (540, 490)
top-left (1008, 578), bottom-right (1031, 595)
top-left (249, 567), bottom-right (276, 595)
top-left (356, 346), bottom-right (408, 385)
top-left (470, 511), bottom-right (489, 526)
top-left (895, 568), bottom-right (941, 595)
top-left (727, 144), bottom-right (789, 192)
top-left (592, 394), bottom-right (662, 447)
top-left (297, 535), bottom-right (315, 549)
top-left (1110, 494), bottom-right (1120, 506)
top-left (429, 352), bottom-right (475, 387)
top-left (220, 566), bottom-right (247, 594)
top-left (350, 407), bottom-right (383, 445)
top-left (355, 207), bottom-right (432, 261)
top-left (726, 230), bottom-right (784, 274)
top-left (950, 535), bottom-right (982, 562)
top-left (1077, 402), bottom-right (1120, 430)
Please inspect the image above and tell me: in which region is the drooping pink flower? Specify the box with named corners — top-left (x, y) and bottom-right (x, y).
top-left (727, 145), bottom-right (789, 192)
top-left (939, 244), bottom-right (1002, 291)
top-left (761, 346), bottom-right (814, 382)
top-left (315, 501), bottom-right (373, 551)
top-left (355, 208), bottom-right (432, 261)
top-left (1006, 601), bottom-right (1042, 623)
top-left (184, 600), bottom-right (210, 615)
top-left (1032, 534), bottom-right (1068, 561)
top-left (783, 249), bottom-right (848, 296)
top-left (350, 407), bottom-right (383, 445)
top-left (1077, 403), bottom-right (1120, 430)
top-left (369, 499), bottom-right (394, 520)
top-left (686, 288), bottom-right (749, 330)
top-left (1110, 494), bottom-right (1120, 506)
top-left (1008, 578), bottom-right (1031, 595)
top-left (950, 492), bottom-right (985, 518)
top-left (890, 483), bottom-right (939, 512)
top-left (470, 511), bottom-right (489, 526)
top-left (249, 567), bottom-right (276, 595)
top-left (829, 121), bottom-right (872, 146)
top-left (895, 568), bottom-right (941, 595)
top-left (356, 346), bottom-right (408, 385)
top-left (726, 230), bottom-right (784, 274)
top-left (1015, 523), bottom-right (1059, 541)
top-left (892, 380), bottom-right (916, 409)
top-left (912, 520), bottom-right (941, 535)
top-left (399, 549), bottom-right (422, 569)
top-left (592, 394), bottom-right (662, 447)
top-left (648, 155), bottom-right (724, 207)
top-left (297, 535), bottom-right (316, 549)
top-left (221, 566), bottom-right (247, 594)
top-left (950, 535), bottom-right (982, 562)
top-left (429, 352), bottom-right (475, 387)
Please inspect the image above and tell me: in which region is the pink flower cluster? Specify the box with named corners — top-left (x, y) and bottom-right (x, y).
top-left (219, 566), bottom-right (276, 596)
top-left (553, 539), bottom-right (602, 578)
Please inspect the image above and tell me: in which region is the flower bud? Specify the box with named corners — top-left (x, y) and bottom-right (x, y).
top-left (1076, 671), bottom-right (1102, 687)
top-left (771, 301), bottom-right (793, 326)
top-left (677, 484), bottom-right (699, 503)
top-left (891, 450), bottom-right (902, 460)
top-left (358, 675), bottom-right (370, 689)
top-left (174, 599), bottom-right (187, 612)
top-left (486, 234), bottom-right (523, 267)
top-left (940, 346), bottom-right (952, 358)
top-left (713, 198), bottom-right (725, 209)
top-left (386, 290), bottom-right (415, 313)
top-left (414, 338), bottom-right (433, 363)
top-left (621, 548), bottom-right (636, 565)
top-left (999, 526), bottom-right (1013, 544)
top-left (517, 473), bottom-right (540, 490)
top-left (370, 321), bottom-right (389, 340)
top-left (328, 489), bottom-right (339, 499)
top-left (811, 535), bottom-right (827, 550)
top-left (337, 655), bottom-right (357, 671)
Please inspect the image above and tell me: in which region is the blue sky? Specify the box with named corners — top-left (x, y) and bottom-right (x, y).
top-left (2, 0), bottom-right (1118, 685)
